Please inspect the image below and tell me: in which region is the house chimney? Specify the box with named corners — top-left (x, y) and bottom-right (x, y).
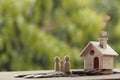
top-left (99, 38), bottom-right (108, 49)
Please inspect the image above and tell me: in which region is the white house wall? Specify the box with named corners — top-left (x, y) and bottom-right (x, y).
top-left (102, 55), bottom-right (113, 69)
top-left (84, 45), bottom-right (102, 70)
top-left (84, 54), bottom-right (93, 70)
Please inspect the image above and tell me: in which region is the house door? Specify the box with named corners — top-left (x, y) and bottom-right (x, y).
top-left (94, 57), bottom-right (99, 69)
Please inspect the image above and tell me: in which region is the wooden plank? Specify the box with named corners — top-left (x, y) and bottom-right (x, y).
top-left (0, 69), bottom-right (120, 80)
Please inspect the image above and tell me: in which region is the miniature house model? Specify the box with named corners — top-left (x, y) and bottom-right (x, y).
top-left (80, 37), bottom-right (118, 70)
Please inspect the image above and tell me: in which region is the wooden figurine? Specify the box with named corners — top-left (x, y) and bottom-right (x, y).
top-left (80, 32), bottom-right (118, 71)
top-left (60, 60), bottom-right (64, 72)
top-left (54, 56), bottom-right (60, 71)
top-left (64, 56), bottom-right (71, 74)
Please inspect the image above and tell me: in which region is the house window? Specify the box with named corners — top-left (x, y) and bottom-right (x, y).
top-left (90, 50), bottom-right (94, 55)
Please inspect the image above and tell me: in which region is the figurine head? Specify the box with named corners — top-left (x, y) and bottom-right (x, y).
top-left (60, 60), bottom-right (64, 64)
top-left (54, 56), bottom-right (60, 62)
top-left (64, 56), bottom-right (70, 61)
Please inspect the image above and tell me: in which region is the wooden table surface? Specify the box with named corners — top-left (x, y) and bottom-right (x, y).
top-left (0, 69), bottom-right (120, 80)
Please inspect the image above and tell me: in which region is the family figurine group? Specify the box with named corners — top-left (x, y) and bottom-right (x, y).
top-left (54, 56), bottom-right (71, 74)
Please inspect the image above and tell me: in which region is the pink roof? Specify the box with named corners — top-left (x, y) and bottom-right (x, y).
top-left (80, 41), bottom-right (119, 57)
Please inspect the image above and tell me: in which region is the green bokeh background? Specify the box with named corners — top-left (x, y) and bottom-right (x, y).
top-left (0, 0), bottom-right (120, 71)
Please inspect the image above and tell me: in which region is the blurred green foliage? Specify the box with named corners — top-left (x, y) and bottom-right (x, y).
top-left (0, 0), bottom-right (120, 71)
